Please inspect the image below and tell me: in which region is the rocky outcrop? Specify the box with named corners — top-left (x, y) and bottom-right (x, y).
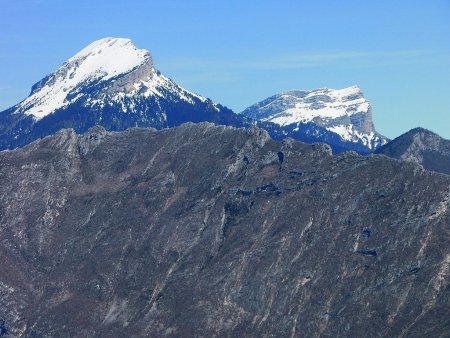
top-left (0, 123), bottom-right (449, 337)
top-left (376, 127), bottom-right (450, 175)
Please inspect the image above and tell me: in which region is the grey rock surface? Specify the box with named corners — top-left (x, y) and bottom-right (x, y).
top-left (376, 127), bottom-right (450, 175)
top-left (0, 123), bottom-right (449, 337)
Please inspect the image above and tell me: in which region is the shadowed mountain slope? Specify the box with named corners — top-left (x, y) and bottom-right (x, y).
top-left (0, 123), bottom-right (449, 337)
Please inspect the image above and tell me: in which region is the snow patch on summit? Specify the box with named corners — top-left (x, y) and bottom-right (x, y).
top-left (253, 86), bottom-right (369, 126)
top-left (17, 38), bottom-right (151, 119)
top-left (67, 37), bottom-right (149, 80)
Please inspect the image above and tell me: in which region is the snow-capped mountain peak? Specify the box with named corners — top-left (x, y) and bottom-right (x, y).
top-left (1, 37), bottom-right (230, 150)
top-left (17, 37), bottom-right (154, 119)
top-left (14, 37), bottom-right (209, 120)
top-left (241, 86), bottom-right (387, 150)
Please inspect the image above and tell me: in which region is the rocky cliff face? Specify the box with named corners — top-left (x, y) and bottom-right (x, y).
top-left (0, 123), bottom-right (448, 337)
top-left (376, 127), bottom-right (450, 175)
top-left (241, 86), bottom-right (388, 150)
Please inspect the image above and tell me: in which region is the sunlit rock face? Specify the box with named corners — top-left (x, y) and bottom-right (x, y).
top-left (0, 123), bottom-right (448, 337)
top-left (376, 127), bottom-right (450, 175)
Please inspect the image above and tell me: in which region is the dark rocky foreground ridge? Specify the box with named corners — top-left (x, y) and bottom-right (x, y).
top-left (376, 127), bottom-right (450, 175)
top-left (0, 123), bottom-right (449, 337)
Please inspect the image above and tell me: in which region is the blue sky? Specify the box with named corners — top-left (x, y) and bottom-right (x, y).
top-left (1, 0), bottom-right (449, 138)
